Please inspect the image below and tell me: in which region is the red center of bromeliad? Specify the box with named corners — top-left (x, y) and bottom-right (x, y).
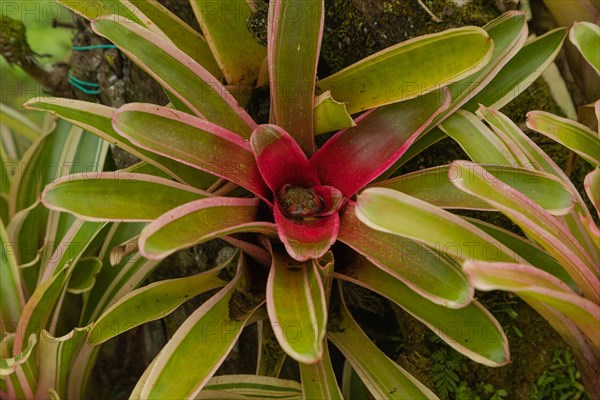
top-left (277, 184), bottom-right (324, 219)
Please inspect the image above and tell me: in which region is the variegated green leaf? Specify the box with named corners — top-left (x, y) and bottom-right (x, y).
top-left (69, 223), bottom-right (162, 399)
top-left (112, 104), bottom-right (268, 199)
top-left (42, 173), bottom-right (211, 222)
top-left (139, 197), bottom-right (274, 260)
top-left (67, 257), bottom-right (102, 294)
top-left (300, 345), bottom-right (343, 399)
top-left (266, 246), bottom-right (327, 364)
top-left (133, 257), bottom-right (264, 399)
top-left (527, 110), bottom-right (600, 167)
top-left (256, 320), bottom-right (286, 377)
top-left (32, 123), bottom-right (109, 281)
top-left (56, 0), bottom-right (222, 78)
top-left (335, 255), bottom-right (510, 367)
top-left (373, 163), bottom-right (577, 215)
top-left (313, 91), bottom-right (356, 135)
top-left (464, 28), bottom-right (568, 111)
top-left (24, 98), bottom-right (217, 189)
top-left (35, 327), bottom-right (91, 399)
top-left (478, 106), bottom-right (599, 260)
top-left (79, 222), bottom-right (157, 324)
top-left (449, 161), bottom-right (599, 303)
top-left (12, 220), bottom-right (105, 356)
top-left (91, 17), bottom-right (256, 137)
top-left (87, 253), bottom-right (235, 345)
top-left (585, 168), bottom-right (600, 217)
top-left (6, 202), bottom-right (46, 293)
top-left (464, 261), bottom-right (600, 349)
top-left (204, 375), bottom-right (302, 399)
top-left (339, 203), bottom-right (473, 308)
top-left (8, 119), bottom-right (79, 217)
top-left (190, 0), bottom-right (266, 85)
top-left (427, 11), bottom-right (529, 129)
top-left (384, 11), bottom-right (529, 176)
top-left (356, 188), bottom-right (517, 264)
top-left (127, 0), bottom-right (222, 78)
top-left (0, 334), bottom-right (36, 376)
top-left (0, 103), bottom-right (43, 143)
top-left (1, 219), bottom-right (24, 327)
top-left (570, 21), bottom-right (600, 74)
top-left (465, 217), bottom-right (577, 290)
top-left (268, 0), bottom-right (323, 154)
top-left (55, 0), bottom-right (141, 21)
top-left (329, 288), bottom-right (438, 399)
top-left (317, 27), bottom-right (493, 114)
top-left (341, 361), bottom-right (370, 400)
top-left (440, 110), bottom-right (518, 166)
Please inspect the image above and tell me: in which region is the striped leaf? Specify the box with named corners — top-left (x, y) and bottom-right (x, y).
top-left (56, 0), bottom-right (222, 78)
top-left (527, 110), bottom-right (600, 167)
top-left (12, 221), bottom-right (105, 356)
top-left (335, 255), bottom-right (509, 367)
top-left (139, 197), bottom-right (274, 260)
top-left (585, 169), bottom-right (600, 217)
top-left (449, 161), bottom-right (599, 303)
top-left (133, 257), bottom-right (265, 399)
top-left (113, 104), bottom-right (269, 200)
top-left (464, 261), bottom-right (600, 349)
top-left (300, 345), bottom-right (343, 399)
top-left (440, 110), bottom-right (519, 166)
top-left (356, 188), bottom-right (517, 264)
top-left (0, 103), bottom-right (42, 143)
top-left (266, 246), bottom-right (327, 363)
top-left (256, 320), bottom-right (286, 378)
top-left (268, 0), bottom-right (323, 154)
top-left (373, 163), bottom-right (577, 215)
top-left (35, 327), bottom-right (90, 399)
top-left (0, 334), bottom-right (36, 376)
top-left (91, 17), bottom-right (256, 137)
top-left (87, 253), bottom-right (235, 345)
top-left (339, 203), bottom-right (473, 308)
top-left (24, 98), bottom-right (217, 189)
top-left (190, 0), bottom-right (266, 85)
top-left (42, 173), bottom-right (211, 222)
top-left (316, 27), bottom-right (492, 114)
top-left (204, 375), bottom-right (302, 399)
top-left (463, 28), bottom-right (568, 111)
top-left (570, 21), bottom-right (600, 74)
top-left (465, 217), bottom-right (576, 290)
top-left (329, 287), bottom-right (438, 399)
top-left (478, 106), bottom-right (599, 261)
top-left (0, 219), bottom-right (24, 327)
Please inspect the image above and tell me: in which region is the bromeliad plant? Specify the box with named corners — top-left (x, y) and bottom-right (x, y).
top-left (5, 0), bottom-right (581, 398)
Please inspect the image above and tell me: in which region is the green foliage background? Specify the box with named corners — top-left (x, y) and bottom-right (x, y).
top-left (1, 0), bottom-right (72, 120)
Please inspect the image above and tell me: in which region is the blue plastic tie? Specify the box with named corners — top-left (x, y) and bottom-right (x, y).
top-left (72, 44), bottom-right (118, 51)
top-left (68, 73), bottom-right (100, 88)
top-left (68, 44), bottom-right (117, 94)
top-left (68, 77), bottom-right (100, 95)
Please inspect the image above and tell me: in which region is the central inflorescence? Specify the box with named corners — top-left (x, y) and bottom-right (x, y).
top-left (277, 184), bottom-right (324, 219)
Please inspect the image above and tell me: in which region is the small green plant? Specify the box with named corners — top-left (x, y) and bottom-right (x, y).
top-left (455, 382), bottom-right (508, 400)
top-left (431, 346), bottom-right (510, 400)
top-left (432, 349), bottom-right (465, 399)
top-left (490, 295), bottom-right (523, 338)
top-left (529, 349), bottom-right (591, 400)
